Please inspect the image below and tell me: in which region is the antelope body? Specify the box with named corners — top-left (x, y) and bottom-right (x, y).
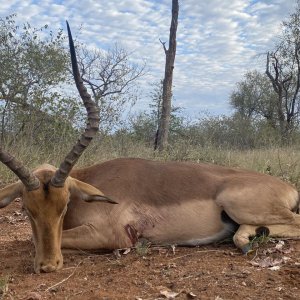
top-left (1, 23), bottom-right (300, 273)
top-left (64, 158), bottom-right (300, 252)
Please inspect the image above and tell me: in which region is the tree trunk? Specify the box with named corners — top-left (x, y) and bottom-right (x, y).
top-left (266, 52), bottom-right (290, 143)
top-left (154, 0), bottom-right (179, 151)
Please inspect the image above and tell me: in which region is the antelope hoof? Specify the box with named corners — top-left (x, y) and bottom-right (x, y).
top-left (241, 243), bottom-right (252, 254)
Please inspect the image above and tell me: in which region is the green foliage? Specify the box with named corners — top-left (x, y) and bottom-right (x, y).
top-left (0, 276), bottom-right (9, 298)
top-left (2, 13), bottom-right (300, 194)
top-left (129, 112), bottom-right (157, 145)
top-left (231, 1), bottom-right (300, 143)
top-left (189, 114), bottom-right (283, 149)
top-left (230, 70), bottom-right (277, 123)
top-left (130, 80), bottom-right (184, 146)
top-left (248, 231), bottom-right (272, 252)
top-left (0, 14), bottom-right (68, 100)
top-left (0, 14), bottom-right (80, 147)
top-left (134, 239), bottom-right (151, 256)
top-left (128, 107), bottom-right (286, 151)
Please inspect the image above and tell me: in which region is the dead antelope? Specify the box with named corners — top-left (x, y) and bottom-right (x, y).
top-left (1, 23), bottom-right (300, 274)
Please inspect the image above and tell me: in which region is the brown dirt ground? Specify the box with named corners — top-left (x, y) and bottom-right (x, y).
top-left (1, 201), bottom-right (300, 300)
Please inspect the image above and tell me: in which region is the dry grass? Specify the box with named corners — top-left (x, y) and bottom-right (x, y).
top-left (1, 137), bottom-right (300, 189)
top-left (0, 276), bottom-right (9, 299)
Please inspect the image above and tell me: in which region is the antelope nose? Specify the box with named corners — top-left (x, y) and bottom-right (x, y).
top-left (40, 259), bottom-right (61, 273)
top-left (40, 263), bottom-right (57, 273)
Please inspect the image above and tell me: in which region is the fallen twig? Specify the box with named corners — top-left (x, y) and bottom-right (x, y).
top-left (45, 260), bottom-right (84, 292)
top-left (250, 248), bottom-right (259, 261)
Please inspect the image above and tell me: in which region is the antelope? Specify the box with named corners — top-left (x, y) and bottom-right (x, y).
top-left (1, 23), bottom-right (300, 274)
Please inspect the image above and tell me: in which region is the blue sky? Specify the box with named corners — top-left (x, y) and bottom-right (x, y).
top-left (0, 0), bottom-right (296, 117)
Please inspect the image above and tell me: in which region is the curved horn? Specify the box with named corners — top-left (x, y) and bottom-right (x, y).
top-left (50, 21), bottom-right (100, 187)
top-left (0, 149), bottom-right (40, 191)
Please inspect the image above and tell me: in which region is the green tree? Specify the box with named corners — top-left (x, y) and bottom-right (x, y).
top-left (0, 14), bottom-right (75, 146)
top-left (230, 1), bottom-right (300, 143)
top-left (130, 80), bottom-right (183, 146)
top-left (230, 70), bottom-right (277, 128)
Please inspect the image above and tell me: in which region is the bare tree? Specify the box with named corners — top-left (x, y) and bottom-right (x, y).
top-left (265, 1), bottom-right (300, 141)
top-left (155, 0), bottom-right (179, 151)
top-left (77, 44), bottom-right (145, 131)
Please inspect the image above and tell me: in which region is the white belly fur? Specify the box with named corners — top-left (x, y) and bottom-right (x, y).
top-left (138, 199), bottom-right (234, 245)
top-left (177, 221), bottom-right (236, 246)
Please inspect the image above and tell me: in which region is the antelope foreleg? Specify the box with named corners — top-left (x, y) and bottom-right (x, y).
top-left (62, 224), bottom-right (106, 250)
top-left (62, 223), bottom-right (132, 250)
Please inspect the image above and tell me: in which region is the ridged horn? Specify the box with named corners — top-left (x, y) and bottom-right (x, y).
top-left (50, 21), bottom-right (100, 187)
top-left (0, 149), bottom-right (40, 191)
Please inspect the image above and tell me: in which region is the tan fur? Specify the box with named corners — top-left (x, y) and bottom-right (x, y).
top-left (1, 157), bottom-right (300, 273)
top-left (0, 182), bottom-right (23, 208)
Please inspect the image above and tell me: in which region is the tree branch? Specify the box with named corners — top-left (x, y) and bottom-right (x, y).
top-left (159, 38), bottom-right (168, 54)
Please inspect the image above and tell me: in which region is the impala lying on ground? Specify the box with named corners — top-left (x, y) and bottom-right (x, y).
top-left (1, 23), bottom-right (300, 274)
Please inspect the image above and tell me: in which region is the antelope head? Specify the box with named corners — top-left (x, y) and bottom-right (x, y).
top-left (0, 22), bottom-right (114, 273)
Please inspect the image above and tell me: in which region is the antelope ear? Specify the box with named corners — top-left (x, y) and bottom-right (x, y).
top-left (0, 182), bottom-right (23, 208)
top-left (68, 178), bottom-right (118, 204)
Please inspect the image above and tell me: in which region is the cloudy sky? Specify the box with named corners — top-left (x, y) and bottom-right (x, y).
top-left (0, 0), bottom-right (296, 117)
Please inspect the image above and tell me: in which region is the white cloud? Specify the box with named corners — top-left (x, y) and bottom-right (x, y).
top-left (0, 0), bottom-right (296, 116)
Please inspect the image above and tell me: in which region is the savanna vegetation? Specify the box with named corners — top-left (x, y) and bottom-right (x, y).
top-left (1, 3), bottom-right (300, 190)
top-left (2, 5), bottom-right (300, 300)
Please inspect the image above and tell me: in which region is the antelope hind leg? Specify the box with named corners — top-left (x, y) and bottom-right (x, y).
top-left (234, 220), bottom-right (300, 253)
top-left (233, 224), bottom-right (257, 253)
